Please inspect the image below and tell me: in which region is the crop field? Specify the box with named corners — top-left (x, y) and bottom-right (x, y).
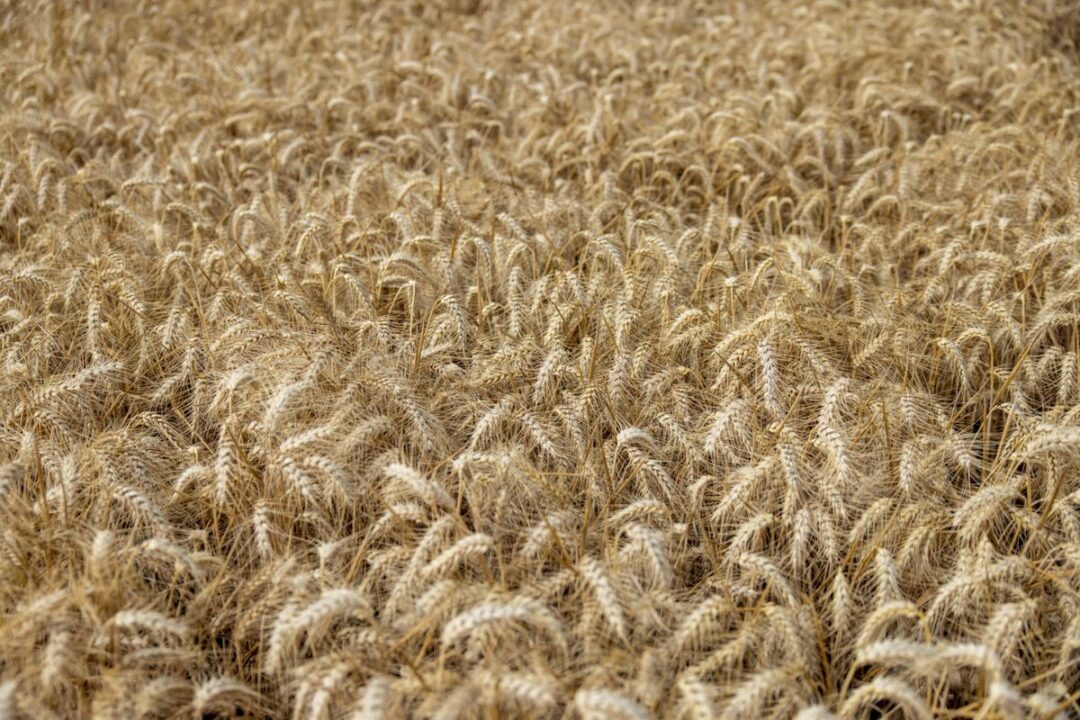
top-left (2, 0), bottom-right (1080, 717)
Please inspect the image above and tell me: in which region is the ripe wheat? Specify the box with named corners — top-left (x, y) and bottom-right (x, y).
top-left (2, 0), bottom-right (1080, 717)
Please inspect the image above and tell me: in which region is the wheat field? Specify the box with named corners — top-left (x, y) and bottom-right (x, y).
top-left (2, 0), bottom-right (1080, 717)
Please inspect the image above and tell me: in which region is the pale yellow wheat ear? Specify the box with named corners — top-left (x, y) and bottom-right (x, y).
top-left (3, 0), bottom-right (1080, 718)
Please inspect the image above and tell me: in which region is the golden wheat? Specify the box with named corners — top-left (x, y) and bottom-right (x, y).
top-left (2, 0), bottom-right (1080, 717)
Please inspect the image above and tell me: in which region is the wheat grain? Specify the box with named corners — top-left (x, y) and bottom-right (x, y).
top-left (3, 1), bottom-right (1080, 717)
top-left (573, 689), bottom-right (653, 720)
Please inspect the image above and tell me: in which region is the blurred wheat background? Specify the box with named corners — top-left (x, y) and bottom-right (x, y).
top-left (2, 0), bottom-right (1080, 717)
